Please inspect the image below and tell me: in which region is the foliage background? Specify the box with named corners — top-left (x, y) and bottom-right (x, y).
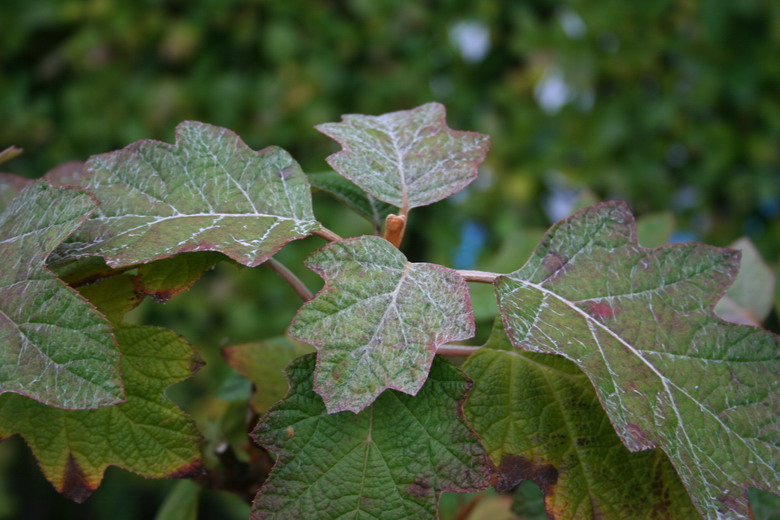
top-left (1, 1), bottom-right (778, 518)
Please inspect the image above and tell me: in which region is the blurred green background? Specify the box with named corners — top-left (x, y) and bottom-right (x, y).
top-left (1, 0), bottom-right (779, 518)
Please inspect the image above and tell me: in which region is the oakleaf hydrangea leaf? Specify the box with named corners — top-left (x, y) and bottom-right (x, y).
top-left (290, 236), bottom-right (474, 413)
top-left (0, 173), bottom-right (31, 213)
top-left (495, 201), bottom-right (780, 519)
top-left (135, 251), bottom-right (225, 302)
top-left (77, 274), bottom-right (144, 324)
top-left (463, 321), bottom-right (697, 519)
top-left (0, 181), bottom-right (121, 409)
top-left (0, 325), bottom-right (203, 503)
top-left (316, 103), bottom-right (490, 210)
top-left (251, 354), bottom-right (491, 519)
top-left (58, 121), bottom-right (319, 268)
top-left (222, 337), bottom-right (314, 414)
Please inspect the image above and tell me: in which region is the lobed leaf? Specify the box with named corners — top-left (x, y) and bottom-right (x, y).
top-left (56, 121), bottom-right (320, 268)
top-left (463, 321), bottom-right (697, 519)
top-left (0, 181), bottom-right (121, 409)
top-left (251, 354), bottom-right (491, 519)
top-left (222, 337), bottom-right (314, 414)
top-left (290, 236), bottom-right (474, 413)
top-left (316, 103), bottom-right (490, 211)
top-left (495, 201), bottom-right (780, 519)
top-left (0, 325), bottom-right (203, 502)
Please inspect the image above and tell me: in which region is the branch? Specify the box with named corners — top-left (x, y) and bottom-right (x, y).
top-left (266, 258), bottom-right (313, 301)
top-left (313, 227), bottom-right (342, 242)
top-left (437, 344), bottom-right (480, 357)
top-left (456, 269), bottom-right (501, 283)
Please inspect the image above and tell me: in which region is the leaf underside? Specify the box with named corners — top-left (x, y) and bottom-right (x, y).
top-left (251, 354), bottom-right (491, 520)
top-left (316, 103), bottom-right (490, 210)
top-left (495, 201), bottom-right (780, 519)
top-left (222, 337), bottom-right (315, 414)
top-left (0, 181), bottom-right (121, 409)
top-left (0, 325), bottom-right (203, 503)
top-left (56, 121), bottom-right (320, 268)
top-left (289, 236), bottom-right (475, 413)
top-left (307, 170), bottom-right (396, 230)
top-left (464, 321), bottom-right (698, 519)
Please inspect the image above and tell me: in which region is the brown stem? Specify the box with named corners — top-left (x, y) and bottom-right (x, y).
top-left (313, 227), bottom-right (342, 242)
top-left (383, 214), bottom-right (407, 248)
top-left (266, 258), bottom-right (313, 301)
top-left (457, 269), bottom-right (501, 283)
top-left (437, 344), bottom-right (480, 357)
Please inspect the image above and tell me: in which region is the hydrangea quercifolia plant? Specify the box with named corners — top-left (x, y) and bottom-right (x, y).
top-left (0, 104), bottom-right (777, 519)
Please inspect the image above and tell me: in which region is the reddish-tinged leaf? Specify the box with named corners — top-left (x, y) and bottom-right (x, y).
top-left (0, 173), bottom-right (31, 213)
top-left (251, 354), bottom-right (491, 519)
top-left (290, 236), bottom-right (475, 413)
top-left (495, 201), bottom-right (780, 519)
top-left (316, 103), bottom-right (490, 211)
top-left (463, 321), bottom-right (697, 519)
top-left (0, 181), bottom-right (122, 409)
top-left (44, 161), bottom-right (88, 186)
top-left (57, 121), bottom-right (319, 268)
top-left (0, 325), bottom-right (203, 502)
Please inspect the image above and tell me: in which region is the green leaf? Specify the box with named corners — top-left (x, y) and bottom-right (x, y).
top-left (714, 237), bottom-right (776, 325)
top-left (0, 325), bottom-right (203, 502)
top-left (57, 121), bottom-right (320, 268)
top-left (635, 211), bottom-right (675, 248)
top-left (290, 236), bottom-right (475, 413)
top-left (308, 171), bottom-right (396, 230)
top-left (251, 354), bottom-right (491, 519)
top-left (495, 201), bottom-right (780, 519)
top-left (316, 103), bottom-right (490, 210)
top-left (0, 181), bottom-right (121, 409)
top-left (222, 336), bottom-right (314, 414)
top-left (0, 173), bottom-right (31, 213)
top-left (77, 274), bottom-right (144, 324)
top-left (135, 251), bottom-right (225, 302)
top-left (463, 321), bottom-right (697, 519)
top-left (154, 480), bottom-right (200, 520)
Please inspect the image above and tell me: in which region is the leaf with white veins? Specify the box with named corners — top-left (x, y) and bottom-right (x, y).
top-left (0, 325), bottom-right (203, 502)
top-left (57, 121), bottom-right (319, 268)
top-left (0, 181), bottom-right (121, 409)
top-left (290, 236), bottom-right (474, 413)
top-left (495, 201), bottom-right (780, 519)
top-left (316, 103), bottom-right (490, 211)
top-left (251, 354), bottom-right (491, 519)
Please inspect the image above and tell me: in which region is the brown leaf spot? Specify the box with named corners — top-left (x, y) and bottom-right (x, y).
top-left (624, 423), bottom-right (654, 451)
top-left (278, 166), bottom-right (296, 180)
top-left (404, 477), bottom-right (432, 499)
top-left (542, 251), bottom-right (568, 275)
top-left (60, 455), bottom-right (95, 503)
top-left (286, 426), bottom-right (295, 438)
top-left (495, 455), bottom-right (558, 493)
top-left (587, 301), bottom-right (615, 320)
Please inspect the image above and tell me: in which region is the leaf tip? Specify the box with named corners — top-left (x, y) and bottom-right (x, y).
top-left (59, 455), bottom-right (96, 503)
